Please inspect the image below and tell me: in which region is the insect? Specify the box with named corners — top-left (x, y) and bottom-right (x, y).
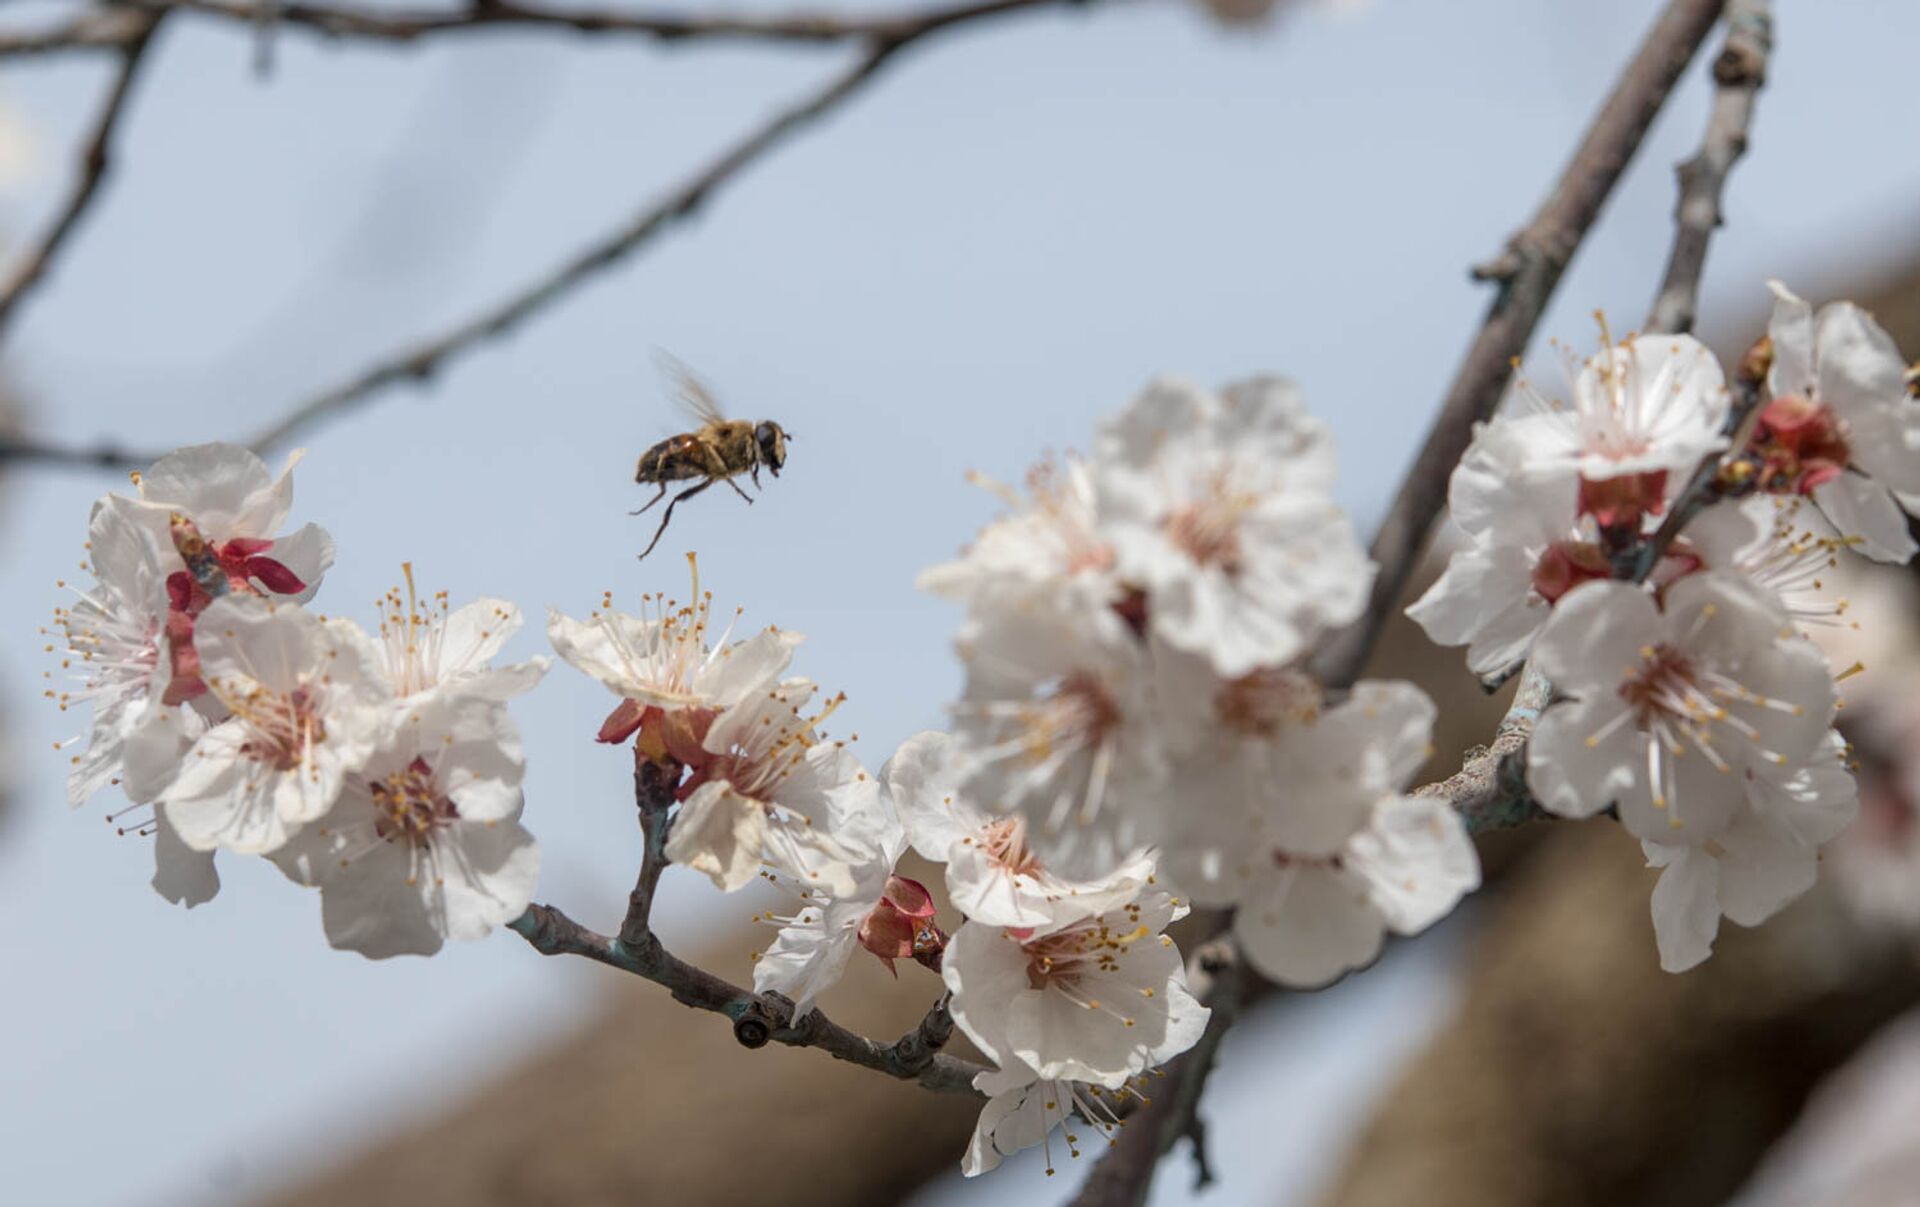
top-left (632, 355), bottom-right (792, 560)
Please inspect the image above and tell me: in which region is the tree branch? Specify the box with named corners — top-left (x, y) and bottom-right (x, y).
top-left (1643, 0), bottom-right (1771, 337)
top-left (0, 0), bottom-right (1093, 471)
top-left (512, 753), bottom-right (981, 1094)
top-left (1309, 0), bottom-right (1729, 690)
top-left (0, 12), bottom-right (163, 348)
top-left (2, 0), bottom-right (1077, 56)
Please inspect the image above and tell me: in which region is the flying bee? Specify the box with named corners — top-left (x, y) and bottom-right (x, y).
top-left (632, 353), bottom-right (792, 560)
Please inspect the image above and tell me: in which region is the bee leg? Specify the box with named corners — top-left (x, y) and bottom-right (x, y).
top-left (750, 463), bottom-right (762, 489)
top-left (637, 479), bottom-right (714, 560)
top-left (629, 482), bottom-right (669, 516)
top-left (724, 475), bottom-right (754, 505)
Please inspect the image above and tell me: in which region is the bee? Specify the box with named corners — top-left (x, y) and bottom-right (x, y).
top-left (632, 354), bottom-right (792, 560)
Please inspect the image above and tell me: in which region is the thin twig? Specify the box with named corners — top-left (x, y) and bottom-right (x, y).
top-left (237, 0), bottom-right (1086, 454)
top-left (1644, 0), bottom-right (1771, 337)
top-left (0, 0), bottom-right (1091, 471)
top-left (0, 13), bottom-right (163, 348)
top-left (511, 753), bottom-right (980, 1094)
top-left (0, 8), bottom-right (154, 57)
top-left (2, 0), bottom-right (1071, 56)
top-left (1308, 0), bottom-right (1729, 690)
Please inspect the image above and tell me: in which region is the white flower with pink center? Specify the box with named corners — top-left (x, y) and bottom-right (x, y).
top-left (1159, 672), bottom-right (1479, 987)
top-left (1095, 375), bottom-right (1372, 678)
top-left (1526, 573), bottom-right (1839, 849)
top-left (919, 455), bottom-right (1126, 641)
top-left (273, 691), bottom-right (538, 958)
top-left (126, 442), bottom-right (335, 603)
top-left (374, 566), bottom-right (547, 702)
top-left (50, 494), bottom-right (200, 810)
top-left (1406, 418), bottom-right (1601, 679)
top-left (961, 1057), bottom-right (1144, 1178)
top-left (162, 597), bottom-right (391, 855)
top-left (1639, 730), bottom-right (1857, 972)
top-left (943, 885), bottom-right (1209, 1088)
top-left (947, 610), bottom-right (1179, 878)
top-left (1682, 496), bottom-right (1861, 636)
top-left (1753, 281), bottom-right (1920, 563)
top-left (752, 794), bottom-right (942, 1017)
top-left (888, 730), bottom-right (1154, 930)
top-left (1504, 327), bottom-right (1730, 487)
top-left (546, 566), bottom-right (801, 746)
top-left (664, 678), bottom-right (877, 897)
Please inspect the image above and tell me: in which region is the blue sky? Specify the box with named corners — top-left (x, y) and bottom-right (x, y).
top-left (1, 0), bottom-right (1917, 1202)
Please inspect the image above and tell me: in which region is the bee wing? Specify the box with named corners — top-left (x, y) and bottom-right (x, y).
top-left (652, 349), bottom-right (728, 428)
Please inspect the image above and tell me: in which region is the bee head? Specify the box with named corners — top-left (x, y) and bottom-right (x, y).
top-left (755, 421), bottom-right (789, 477)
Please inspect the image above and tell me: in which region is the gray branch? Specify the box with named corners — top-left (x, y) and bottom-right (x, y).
top-left (511, 756), bottom-right (981, 1094)
top-left (0, 12), bottom-right (163, 348)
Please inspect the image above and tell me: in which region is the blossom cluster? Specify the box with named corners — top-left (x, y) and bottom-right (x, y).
top-left (1413, 284), bottom-right (1920, 970)
top-left (917, 375), bottom-right (1480, 1170)
top-left (49, 443), bottom-right (547, 957)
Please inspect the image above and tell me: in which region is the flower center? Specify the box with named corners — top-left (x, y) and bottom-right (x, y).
top-left (369, 756), bottom-right (458, 845)
top-left (232, 684), bottom-right (328, 772)
top-left (1215, 667), bottom-right (1321, 738)
top-left (1743, 395), bottom-right (1852, 495)
top-left (1165, 473), bottom-right (1256, 575)
top-left (979, 815), bottom-right (1043, 876)
top-left (1530, 539), bottom-right (1614, 604)
top-left (1020, 916), bottom-right (1149, 993)
top-left (1576, 470), bottom-right (1668, 531)
top-left (1019, 672), bottom-right (1120, 765)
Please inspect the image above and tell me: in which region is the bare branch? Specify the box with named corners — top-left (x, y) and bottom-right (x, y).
top-left (1644, 0), bottom-right (1771, 337)
top-left (1310, 0), bottom-right (1729, 690)
top-left (511, 752), bottom-right (982, 1094)
top-left (2, 0), bottom-right (1076, 56)
top-left (239, 0), bottom-right (1086, 454)
top-left (0, 8), bottom-right (155, 58)
top-left (0, 12), bottom-right (163, 348)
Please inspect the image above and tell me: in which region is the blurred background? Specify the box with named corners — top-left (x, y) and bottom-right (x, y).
top-left (3, 0), bottom-right (1919, 1203)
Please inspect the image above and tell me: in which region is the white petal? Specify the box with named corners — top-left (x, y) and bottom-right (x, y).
top-left (1526, 694), bottom-right (1640, 819)
top-left (1646, 842), bottom-right (1721, 972)
top-left (1530, 580), bottom-right (1660, 695)
top-left (1234, 862), bottom-right (1384, 988)
top-left (1346, 796), bottom-right (1480, 934)
top-left (665, 783), bottom-right (768, 893)
top-left (150, 803), bottom-right (220, 907)
top-left (1813, 474), bottom-right (1917, 563)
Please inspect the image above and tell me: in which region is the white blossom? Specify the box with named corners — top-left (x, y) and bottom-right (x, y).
top-left (752, 799), bottom-right (930, 1017)
top-left (162, 598), bottom-right (391, 855)
top-left (1160, 675), bottom-right (1479, 986)
top-left (50, 494), bottom-right (199, 808)
top-left (374, 567), bottom-right (547, 702)
top-left (943, 884), bottom-right (1209, 1088)
top-left (1504, 329), bottom-right (1730, 486)
top-left (1642, 731), bottom-right (1858, 971)
top-left (1407, 419), bottom-right (1601, 678)
top-left (888, 729), bottom-right (1154, 930)
top-left (918, 456), bottom-right (1124, 641)
top-left (274, 691), bottom-right (539, 958)
top-left (948, 609), bottom-right (1177, 878)
top-left (127, 443), bottom-right (335, 602)
top-left (1526, 573), bottom-right (1838, 847)
top-left (546, 572), bottom-right (800, 745)
top-left (1758, 281), bottom-right (1920, 563)
top-left (962, 1058), bottom-right (1140, 1178)
top-left (664, 678), bottom-right (877, 896)
top-left (1095, 375), bottom-right (1371, 677)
